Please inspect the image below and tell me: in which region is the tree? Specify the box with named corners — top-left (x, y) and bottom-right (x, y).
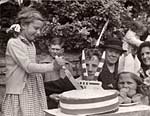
top-left (35, 0), bottom-right (130, 54)
top-left (0, 0), bottom-right (150, 55)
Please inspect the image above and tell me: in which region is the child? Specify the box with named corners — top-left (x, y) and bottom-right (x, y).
top-left (2, 7), bottom-right (64, 116)
top-left (117, 72), bottom-right (149, 105)
top-left (40, 37), bottom-right (74, 82)
top-left (48, 37), bottom-right (64, 58)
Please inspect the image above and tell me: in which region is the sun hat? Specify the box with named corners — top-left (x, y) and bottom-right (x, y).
top-left (103, 39), bottom-right (126, 53)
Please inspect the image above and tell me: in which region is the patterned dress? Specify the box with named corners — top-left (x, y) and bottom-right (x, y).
top-left (2, 37), bottom-right (47, 116)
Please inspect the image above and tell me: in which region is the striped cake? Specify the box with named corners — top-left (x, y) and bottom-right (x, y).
top-left (59, 89), bottom-right (119, 115)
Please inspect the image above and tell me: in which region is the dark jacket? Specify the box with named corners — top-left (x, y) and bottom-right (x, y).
top-left (44, 77), bottom-right (76, 96)
top-left (98, 62), bottom-right (118, 89)
top-left (44, 77), bottom-right (76, 109)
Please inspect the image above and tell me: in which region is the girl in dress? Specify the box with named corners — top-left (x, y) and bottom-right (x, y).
top-left (2, 7), bottom-right (64, 116)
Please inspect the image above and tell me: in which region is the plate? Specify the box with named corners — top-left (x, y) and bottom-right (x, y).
top-left (119, 102), bottom-right (139, 107)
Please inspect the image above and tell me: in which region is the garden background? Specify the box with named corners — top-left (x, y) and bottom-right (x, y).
top-left (0, 0), bottom-right (150, 113)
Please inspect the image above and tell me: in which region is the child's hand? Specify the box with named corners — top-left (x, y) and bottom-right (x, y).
top-left (119, 88), bottom-right (129, 97)
top-left (49, 93), bottom-right (60, 102)
top-left (55, 56), bottom-right (66, 66)
top-left (53, 57), bottom-right (66, 70)
top-left (119, 95), bottom-right (132, 104)
top-left (119, 96), bottom-right (125, 104)
top-left (123, 97), bottom-right (132, 104)
top-left (119, 91), bottom-right (127, 97)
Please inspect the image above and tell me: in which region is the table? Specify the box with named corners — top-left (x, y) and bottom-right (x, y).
top-left (45, 105), bottom-right (150, 116)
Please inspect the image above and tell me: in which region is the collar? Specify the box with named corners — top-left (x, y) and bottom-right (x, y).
top-left (19, 35), bottom-right (33, 46)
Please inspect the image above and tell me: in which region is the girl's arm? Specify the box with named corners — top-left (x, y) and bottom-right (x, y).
top-left (6, 39), bottom-right (61, 73)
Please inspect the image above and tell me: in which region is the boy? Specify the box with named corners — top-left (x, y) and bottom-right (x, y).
top-left (40, 37), bottom-right (74, 82)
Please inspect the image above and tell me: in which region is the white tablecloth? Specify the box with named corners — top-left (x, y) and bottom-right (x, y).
top-left (45, 105), bottom-right (150, 116)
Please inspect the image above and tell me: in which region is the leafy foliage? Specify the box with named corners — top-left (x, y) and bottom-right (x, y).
top-left (35, 0), bottom-right (130, 53)
top-left (0, 0), bottom-right (150, 54)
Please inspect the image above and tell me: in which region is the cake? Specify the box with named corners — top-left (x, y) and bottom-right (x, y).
top-left (59, 89), bottom-right (119, 115)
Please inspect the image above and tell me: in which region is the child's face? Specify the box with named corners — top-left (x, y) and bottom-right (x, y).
top-left (118, 74), bottom-right (137, 91)
top-left (49, 44), bottom-right (63, 57)
top-left (21, 20), bottom-right (44, 42)
top-left (141, 46), bottom-right (150, 67)
top-left (85, 55), bottom-right (99, 80)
